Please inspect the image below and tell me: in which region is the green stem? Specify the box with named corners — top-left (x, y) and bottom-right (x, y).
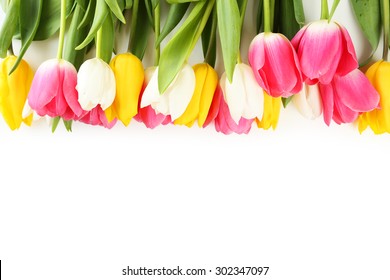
top-left (128, 0), bottom-right (139, 52)
top-left (96, 27), bottom-right (103, 59)
top-left (57, 0), bottom-right (67, 59)
top-left (328, 0), bottom-right (340, 21)
top-left (263, 0), bottom-right (271, 32)
top-left (383, 0), bottom-right (389, 60)
top-left (154, 3), bottom-right (160, 66)
top-left (320, 0), bottom-right (329, 20)
top-left (189, 0), bottom-right (215, 54)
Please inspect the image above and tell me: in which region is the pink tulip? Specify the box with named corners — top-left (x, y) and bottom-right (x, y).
top-left (319, 69), bottom-right (380, 125)
top-left (248, 32), bottom-right (303, 98)
top-left (292, 20), bottom-right (358, 85)
top-left (79, 106), bottom-right (117, 129)
top-left (213, 87), bottom-right (254, 135)
top-left (28, 59), bottom-right (85, 120)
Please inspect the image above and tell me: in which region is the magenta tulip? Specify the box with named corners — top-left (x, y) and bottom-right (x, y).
top-left (248, 32), bottom-right (303, 98)
top-left (292, 20), bottom-right (358, 85)
top-left (79, 106), bottom-right (117, 129)
top-left (28, 59), bottom-right (85, 120)
top-left (319, 69), bottom-right (380, 125)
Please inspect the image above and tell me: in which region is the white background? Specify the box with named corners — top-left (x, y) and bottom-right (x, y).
top-left (1, 1), bottom-right (390, 280)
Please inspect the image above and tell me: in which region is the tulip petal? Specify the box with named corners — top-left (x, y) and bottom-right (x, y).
top-left (293, 83), bottom-right (322, 119)
top-left (333, 94), bottom-right (359, 124)
top-left (140, 67), bottom-right (160, 108)
top-left (240, 63), bottom-right (264, 120)
top-left (61, 61), bottom-right (84, 118)
top-left (198, 64), bottom-right (218, 127)
top-left (248, 33), bottom-right (268, 91)
top-left (319, 83), bottom-right (334, 126)
top-left (202, 85), bottom-right (222, 128)
top-left (166, 63), bottom-right (196, 121)
top-left (333, 69), bottom-right (379, 112)
top-left (222, 68), bottom-right (246, 124)
top-left (28, 59), bottom-right (60, 111)
top-left (336, 23), bottom-right (359, 76)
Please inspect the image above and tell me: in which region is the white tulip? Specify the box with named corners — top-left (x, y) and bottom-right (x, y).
top-left (293, 83), bottom-right (323, 120)
top-left (76, 58), bottom-right (116, 111)
top-left (220, 63), bottom-right (264, 124)
top-left (140, 63), bottom-right (196, 121)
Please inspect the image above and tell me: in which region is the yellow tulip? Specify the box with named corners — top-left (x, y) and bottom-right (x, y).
top-left (174, 63), bottom-right (218, 127)
top-left (0, 56), bottom-right (34, 130)
top-left (256, 93), bottom-right (281, 130)
top-left (358, 60), bottom-right (390, 134)
top-left (105, 53), bottom-right (144, 126)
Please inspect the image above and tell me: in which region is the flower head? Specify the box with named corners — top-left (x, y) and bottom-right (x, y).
top-left (174, 63), bottom-right (218, 128)
top-left (256, 93), bottom-right (281, 130)
top-left (27, 59), bottom-right (84, 120)
top-left (249, 32), bottom-right (303, 97)
top-left (220, 63), bottom-right (264, 124)
top-left (105, 53), bottom-right (144, 126)
top-left (0, 56), bottom-right (34, 130)
top-left (292, 20), bottom-right (358, 85)
top-left (77, 58), bottom-right (116, 111)
top-left (140, 63), bottom-right (196, 121)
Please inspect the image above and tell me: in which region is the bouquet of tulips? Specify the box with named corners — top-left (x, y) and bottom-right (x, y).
top-left (0, 0), bottom-right (388, 134)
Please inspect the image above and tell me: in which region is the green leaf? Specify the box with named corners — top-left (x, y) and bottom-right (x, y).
top-left (129, 0), bottom-right (152, 59)
top-left (277, 0), bottom-right (300, 40)
top-left (158, 0), bottom-right (209, 93)
top-left (156, 3), bottom-right (190, 45)
top-left (144, 0), bottom-right (155, 30)
top-left (76, 0), bottom-right (88, 10)
top-left (151, 0), bottom-right (159, 9)
top-left (105, 0), bottom-right (126, 23)
top-left (216, 0), bottom-right (240, 83)
top-left (98, 12), bottom-right (115, 63)
top-left (78, 0), bottom-right (96, 28)
top-left (166, 0), bottom-right (200, 3)
top-left (10, 0), bottom-right (43, 74)
top-left (52, 117), bottom-right (61, 133)
top-left (201, 6), bottom-right (217, 67)
top-left (350, 0), bottom-right (381, 52)
top-left (64, 3), bottom-right (89, 69)
top-left (282, 96), bottom-right (293, 108)
top-left (293, 0), bottom-right (305, 27)
top-left (0, 0), bottom-right (20, 58)
top-left (63, 120), bottom-right (73, 132)
top-left (34, 0), bottom-right (75, 41)
top-left (76, 0), bottom-right (109, 50)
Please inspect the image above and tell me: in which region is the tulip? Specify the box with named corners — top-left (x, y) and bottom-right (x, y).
top-left (105, 53), bottom-right (145, 126)
top-left (214, 86), bottom-right (254, 135)
top-left (140, 63), bottom-right (196, 121)
top-left (248, 32), bottom-right (303, 97)
top-left (292, 83), bottom-right (323, 120)
top-left (319, 69), bottom-right (379, 126)
top-left (77, 58), bottom-right (116, 111)
top-left (256, 93), bottom-right (281, 130)
top-left (27, 58), bottom-right (85, 121)
top-left (0, 56), bottom-right (34, 130)
top-left (174, 63), bottom-right (218, 128)
top-left (134, 67), bottom-right (170, 129)
top-left (358, 61), bottom-right (390, 134)
top-left (220, 63), bottom-right (264, 125)
top-left (79, 105), bottom-right (117, 129)
top-left (291, 20), bottom-right (358, 85)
